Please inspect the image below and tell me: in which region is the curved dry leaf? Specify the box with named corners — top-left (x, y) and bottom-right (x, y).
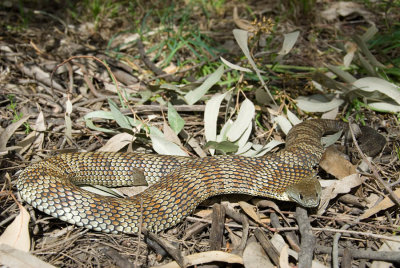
top-left (238, 201), bottom-right (263, 225)
top-left (155, 251), bottom-right (243, 268)
top-left (233, 6), bottom-right (256, 32)
top-left (321, 1), bottom-right (373, 22)
top-left (0, 115), bottom-right (30, 152)
top-left (318, 174), bottom-right (365, 215)
top-left (0, 205), bottom-right (30, 252)
top-left (320, 147), bottom-right (357, 179)
top-left (32, 112), bottom-right (46, 150)
top-left (343, 41), bottom-right (357, 67)
top-left (0, 244), bottom-right (55, 268)
top-left (279, 245), bottom-right (290, 268)
top-left (163, 121), bottom-right (183, 146)
top-left (65, 98), bottom-right (73, 144)
top-left (243, 241), bottom-right (274, 268)
top-left (220, 56), bottom-right (252, 72)
top-left (360, 188), bottom-right (400, 220)
top-left (270, 234), bottom-right (328, 268)
top-left (98, 133), bottom-right (135, 152)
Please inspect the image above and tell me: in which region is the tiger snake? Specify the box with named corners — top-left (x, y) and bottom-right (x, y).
top-left (17, 119), bottom-right (346, 234)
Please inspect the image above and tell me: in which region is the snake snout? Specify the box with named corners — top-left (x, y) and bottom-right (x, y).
top-left (285, 175), bottom-right (322, 208)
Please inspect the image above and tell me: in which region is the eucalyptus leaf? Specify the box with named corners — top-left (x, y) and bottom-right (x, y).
top-left (368, 102), bottom-right (400, 113)
top-left (286, 110), bottom-right (302, 125)
top-left (274, 115), bottom-right (292, 135)
top-left (108, 99), bottom-right (131, 129)
top-left (254, 140), bottom-right (284, 157)
top-left (217, 119), bottom-right (233, 142)
top-left (296, 96), bottom-right (344, 113)
top-left (227, 99), bottom-right (255, 141)
top-left (84, 110), bottom-right (114, 120)
top-left (204, 140), bottom-right (238, 153)
top-left (275, 31), bottom-right (300, 61)
top-left (237, 120), bottom-right (252, 149)
top-left (84, 118), bottom-right (116, 133)
top-left (168, 102), bottom-right (185, 134)
top-left (361, 24), bottom-right (378, 42)
top-left (236, 141), bottom-right (253, 155)
top-left (233, 29), bottom-right (274, 103)
top-left (353, 77), bottom-right (400, 105)
top-left (150, 134), bottom-right (188, 156)
top-left (220, 56), bottom-right (252, 72)
top-left (204, 91), bottom-right (231, 143)
top-left (184, 65), bottom-right (224, 105)
top-left (321, 131), bottom-right (343, 148)
top-left (327, 65), bottom-right (356, 83)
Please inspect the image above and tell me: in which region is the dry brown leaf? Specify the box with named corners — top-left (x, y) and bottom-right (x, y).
top-left (194, 209), bottom-right (213, 218)
top-left (64, 98), bottom-right (73, 145)
top-left (321, 1), bottom-right (373, 22)
top-left (233, 7), bottom-right (257, 32)
top-left (0, 205), bottom-right (30, 252)
top-left (154, 251), bottom-right (243, 268)
top-left (32, 111), bottom-right (46, 151)
top-left (320, 146), bottom-right (357, 179)
top-left (270, 234), bottom-right (328, 268)
top-left (278, 245), bottom-right (290, 268)
top-left (98, 132), bottom-right (135, 152)
top-left (0, 115), bottom-right (30, 153)
top-left (318, 174), bottom-right (365, 215)
top-left (116, 186), bottom-right (148, 197)
top-left (0, 244), bottom-right (55, 268)
top-left (238, 201), bottom-right (263, 225)
top-left (163, 63), bottom-right (178, 74)
top-left (243, 240), bottom-right (273, 268)
top-left (360, 188), bottom-right (400, 220)
top-left (163, 121), bottom-right (183, 146)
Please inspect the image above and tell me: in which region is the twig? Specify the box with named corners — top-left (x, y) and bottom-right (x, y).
top-left (295, 207), bottom-right (315, 268)
top-left (332, 224), bottom-right (350, 268)
top-left (315, 245), bottom-right (400, 263)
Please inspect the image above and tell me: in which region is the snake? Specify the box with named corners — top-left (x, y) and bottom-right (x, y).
top-left (17, 119), bottom-right (346, 234)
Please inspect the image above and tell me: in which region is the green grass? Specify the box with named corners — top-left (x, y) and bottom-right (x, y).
top-left (7, 95), bottom-right (31, 133)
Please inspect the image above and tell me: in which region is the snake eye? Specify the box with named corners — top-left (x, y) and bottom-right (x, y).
top-left (299, 193), bottom-right (304, 200)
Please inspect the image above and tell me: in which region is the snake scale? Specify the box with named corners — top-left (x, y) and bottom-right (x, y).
top-left (17, 119), bottom-right (346, 234)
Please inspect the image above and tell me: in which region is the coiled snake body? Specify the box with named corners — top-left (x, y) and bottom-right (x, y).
top-left (17, 119), bottom-right (345, 234)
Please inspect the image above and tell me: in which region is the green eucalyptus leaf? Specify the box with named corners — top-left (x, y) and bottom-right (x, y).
top-left (168, 102), bottom-right (185, 134)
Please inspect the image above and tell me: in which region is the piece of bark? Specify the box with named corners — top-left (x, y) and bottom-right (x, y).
top-left (254, 228), bottom-right (280, 266)
top-left (209, 204), bottom-right (226, 251)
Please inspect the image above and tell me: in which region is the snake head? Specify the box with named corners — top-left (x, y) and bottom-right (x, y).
top-left (285, 175), bottom-right (322, 208)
